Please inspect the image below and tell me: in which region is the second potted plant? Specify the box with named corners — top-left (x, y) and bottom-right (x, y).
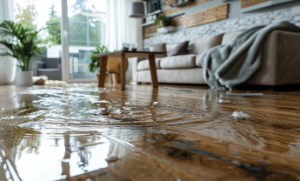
top-left (88, 45), bottom-right (110, 82)
top-left (153, 15), bottom-right (175, 34)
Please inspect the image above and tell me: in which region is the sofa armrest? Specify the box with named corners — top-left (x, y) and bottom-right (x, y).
top-left (130, 57), bottom-right (144, 82)
top-left (247, 30), bottom-right (300, 85)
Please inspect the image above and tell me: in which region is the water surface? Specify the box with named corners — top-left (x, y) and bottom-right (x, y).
top-left (1, 84), bottom-right (300, 180)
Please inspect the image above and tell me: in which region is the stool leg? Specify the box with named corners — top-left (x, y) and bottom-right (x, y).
top-left (98, 56), bottom-right (107, 87)
top-left (120, 54), bottom-right (126, 90)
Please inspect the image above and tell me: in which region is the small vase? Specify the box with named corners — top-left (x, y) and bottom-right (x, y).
top-left (15, 71), bottom-right (33, 86)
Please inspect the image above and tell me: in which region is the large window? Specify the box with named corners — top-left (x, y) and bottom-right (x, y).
top-left (67, 0), bottom-right (106, 80)
top-left (14, 0), bottom-right (106, 82)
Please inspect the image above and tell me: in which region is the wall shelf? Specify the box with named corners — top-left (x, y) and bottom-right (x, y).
top-left (145, 10), bottom-right (162, 17)
top-left (142, 21), bottom-right (155, 27)
top-left (170, 0), bottom-right (195, 8)
top-left (241, 0), bottom-right (295, 13)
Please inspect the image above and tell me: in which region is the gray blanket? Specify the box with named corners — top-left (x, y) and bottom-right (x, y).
top-left (200, 21), bottom-right (300, 89)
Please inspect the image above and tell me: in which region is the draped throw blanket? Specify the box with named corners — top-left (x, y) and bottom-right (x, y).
top-left (200, 21), bottom-right (300, 89)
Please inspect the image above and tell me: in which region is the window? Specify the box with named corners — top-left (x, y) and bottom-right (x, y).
top-left (14, 0), bottom-right (107, 82)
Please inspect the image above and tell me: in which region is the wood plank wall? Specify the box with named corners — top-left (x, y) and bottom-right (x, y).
top-left (185, 4), bottom-right (228, 28)
top-left (143, 2), bottom-right (229, 39)
top-left (241, 0), bottom-right (270, 8)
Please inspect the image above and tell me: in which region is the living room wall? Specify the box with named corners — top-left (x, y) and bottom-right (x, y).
top-left (143, 0), bottom-right (300, 48)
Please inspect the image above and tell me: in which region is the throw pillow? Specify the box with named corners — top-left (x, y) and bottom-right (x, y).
top-left (149, 43), bottom-right (166, 52)
top-left (168, 41), bottom-right (189, 57)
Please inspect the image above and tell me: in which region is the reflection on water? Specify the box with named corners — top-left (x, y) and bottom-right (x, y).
top-left (2, 129), bottom-right (109, 181)
top-left (0, 84), bottom-right (300, 180)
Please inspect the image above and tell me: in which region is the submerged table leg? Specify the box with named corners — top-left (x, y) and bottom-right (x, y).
top-left (148, 54), bottom-right (158, 88)
top-left (121, 54), bottom-right (126, 90)
top-left (98, 56), bottom-right (107, 87)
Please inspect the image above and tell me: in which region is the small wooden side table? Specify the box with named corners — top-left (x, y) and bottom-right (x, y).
top-left (92, 51), bottom-right (166, 90)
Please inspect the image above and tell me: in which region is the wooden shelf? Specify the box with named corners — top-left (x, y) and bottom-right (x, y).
top-left (142, 21), bottom-right (155, 27)
top-left (170, 0), bottom-right (195, 8)
top-left (241, 0), bottom-right (295, 13)
top-left (145, 10), bottom-right (162, 17)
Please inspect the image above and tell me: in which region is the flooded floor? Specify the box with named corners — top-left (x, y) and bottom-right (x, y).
top-left (0, 84), bottom-right (300, 181)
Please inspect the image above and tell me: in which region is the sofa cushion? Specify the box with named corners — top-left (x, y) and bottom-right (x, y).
top-left (168, 41), bottom-right (189, 56)
top-left (188, 34), bottom-right (224, 55)
top-left (222, 31), bottom-right (242, 45)
top-left (137, 68), bottom-right (206, 84)
top-left (166, 43), bottom-right (179, 54)
top-left (160, 54), bottom-right (196, 69)
top-left (195, 55), bottom-right (203, 68)
top-left (149, 43), bottom-right (166, 52)
top-left (137, 58), bottom-right (161, 71)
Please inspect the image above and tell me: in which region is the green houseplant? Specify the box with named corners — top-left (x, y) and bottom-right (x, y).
top-left (0, 20), bottom-right (44, 85)
top-left (88, 45), bottom-right (109, 76)
top-left (153, 15), bottom-right (171, 28)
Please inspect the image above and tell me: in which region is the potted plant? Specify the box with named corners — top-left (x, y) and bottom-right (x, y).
top-left (154, 15), bottom-right (170, 27)
top-left (153, 15), bottom-right (175, 34)
top-left (88, 45), bottom-right (109, 82)
top-left (0, 21), bottom-right (45, 86)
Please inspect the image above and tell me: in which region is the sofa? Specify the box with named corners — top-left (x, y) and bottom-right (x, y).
top-left (132, 30), bottom-right (300, 86)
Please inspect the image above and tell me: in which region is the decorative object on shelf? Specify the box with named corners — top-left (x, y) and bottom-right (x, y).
top-left (241, 0), bottom-right (295, 13)
top-left (170, 0), bottom-right (195, 8)
top-left (0, 20), bottom-right (45, 86)
top-left (88, 45), bottom-right (109, 76)
top-left (145, 16), bottom-right (154, 25)
top-left (163, 0), bottom-right (178, 6)
top-left (153, 15), bottom-right (172, 28)
top-left (143, 14), bottom-right (159, 27)
top-left (129, 2), bottom-right (146, 18)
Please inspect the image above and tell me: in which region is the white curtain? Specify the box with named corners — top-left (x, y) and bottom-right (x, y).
top-left (0, 0), bottom-right (16, 85)
top-left (105, 0), bottom-right (143, 82)
top-left (106, 0), bottom-right (143, 51)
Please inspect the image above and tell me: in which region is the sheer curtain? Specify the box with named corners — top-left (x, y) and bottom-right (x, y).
top-left (0, 0), bottom-right (16, 85)
top-left (106, 0), bottom-right (143, 82)
top-left (106, 0), bottom-right (143, 51)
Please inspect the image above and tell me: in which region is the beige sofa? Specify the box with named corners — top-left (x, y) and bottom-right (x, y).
top-left (132, 30), bottom-right (300, 86)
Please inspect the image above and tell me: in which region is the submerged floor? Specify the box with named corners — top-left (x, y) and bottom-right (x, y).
top-left (0, 84), bottom-right (300, 181)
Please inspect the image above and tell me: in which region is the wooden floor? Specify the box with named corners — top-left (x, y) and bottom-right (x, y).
top-left (0, 84), bottom-right (300, 181)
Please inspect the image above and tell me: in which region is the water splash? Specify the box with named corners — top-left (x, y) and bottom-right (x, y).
top-left (232, 111), bottom-right (250, 120)
top-left (218, 99), bottom-right (231, 104)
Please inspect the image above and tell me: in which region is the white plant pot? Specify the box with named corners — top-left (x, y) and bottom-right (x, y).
top-left (157, 26), bottom-right (176, 34)
top-left (15, 71), bottom-right (33, 86)
top-left (0, 56), bottom-right (16, 85)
